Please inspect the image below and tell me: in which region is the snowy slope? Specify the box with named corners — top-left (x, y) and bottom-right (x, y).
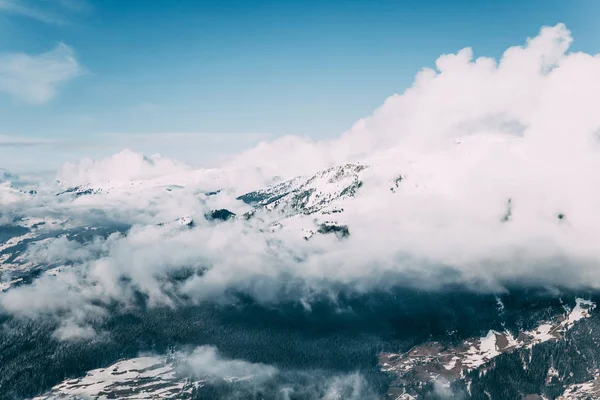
top-left (32, 356), bottom-right (202, 400)
top-left (237, 163), bottom-right (367, 216)
top-left (379, 299), bottom-right (596, 399)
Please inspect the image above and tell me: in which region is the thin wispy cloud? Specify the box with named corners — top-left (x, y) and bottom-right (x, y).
top-left (0, 134), bottom-right (54, 147)
top-left (0, 0), bottom-right (90, 25)
top-left (0, 43), bottom-right (83, 104)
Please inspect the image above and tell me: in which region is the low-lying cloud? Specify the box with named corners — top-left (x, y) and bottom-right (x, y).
top-left (2, 23), bottom-right (600, 338)
top-left (179, 346), bottom-right (379, 400)
top-left (182, 345), bottom-right (278, 381)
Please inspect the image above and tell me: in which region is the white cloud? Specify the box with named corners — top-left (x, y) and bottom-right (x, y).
top-left (179, 347), bottom-right (377, 400)
top-left (0, 43), bottom-right (83, 104)
top-left (5, 23), bottom-right (600, 334)
top-left (0, 0), bottom-right (63, 24)
top-left (182, 345), bottom-right (277, 380)
top-left (53, 319), bottom-right (98, 341)
top-left (0, 0), bottom-right (91, 24)
top-left (56, 148), bottom-right (189, 186)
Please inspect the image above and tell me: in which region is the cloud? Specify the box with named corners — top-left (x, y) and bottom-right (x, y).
top-left (53, 319), bottom-right (98, 341)
top-left (0, 0), bottom-right (64, 24)
top-left (5, 23), bottom-right (600, 336)
top-left (0, 0), bottom-right (91, 24)
top-left (434, 377), bottom-right (465, 399)
top-left (178, 346), bottom-right (378, 400)
top-left (182, 345), bottom-right (277, 380)
top-left (0, 131), bottom-right (276, 175)
top-left (0, 134), bottom-right (53, 147)
top-left (56, 148), bottom-right (190, 186)
top-left (0, 43), bottom-right (83, 104)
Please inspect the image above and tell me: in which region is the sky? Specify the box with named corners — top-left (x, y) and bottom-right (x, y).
top-left (0, 0), bottom-right (599, 172)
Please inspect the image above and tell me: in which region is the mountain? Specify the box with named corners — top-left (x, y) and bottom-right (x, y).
top-left (236, 163), bottom-right (370, 240)
top-left (2, 162), bottom-right (600, 400)
top-left (32, 356), bottom-right (202, 400)
top-left (237, 163), bottom-right (367, 216)
top-left (30, 298), bottom-right (599, 400)
top-left (382, 298), bottom-right (597, 399)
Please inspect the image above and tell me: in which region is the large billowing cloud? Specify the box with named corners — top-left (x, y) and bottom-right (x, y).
top-left (0, 43), bottom-right (82, 104)
top-left (3, 24), bottom-right (600, 338)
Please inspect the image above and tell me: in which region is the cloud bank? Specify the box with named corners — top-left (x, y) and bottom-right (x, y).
top-left (0, 43), bottom-right (82, 104)
top-left (57, 149), bottom-right (189, 186)
top-left (3, 24), bottom-right (600, 338)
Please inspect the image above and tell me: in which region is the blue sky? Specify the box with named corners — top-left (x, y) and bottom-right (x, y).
top-left (0, 0), bottom-right (599, 172)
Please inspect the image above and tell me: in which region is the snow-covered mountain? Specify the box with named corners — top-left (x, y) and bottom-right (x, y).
top-left (3, 161), bottom-right (600, 400)
top-left (237, 163), bottom-right (367, 216)
top-left (6, 22), bottom-right (600, 400)
top-left (33, 356), bottom-right (202, 400)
